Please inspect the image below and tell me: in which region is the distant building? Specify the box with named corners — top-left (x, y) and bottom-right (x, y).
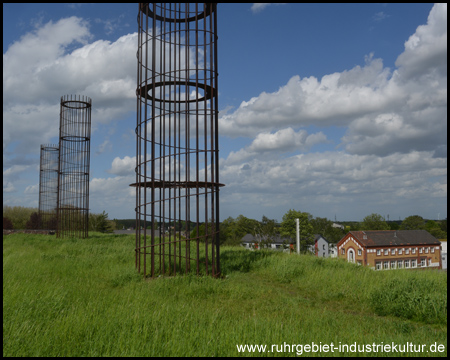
top-left (241, 234), bottom-right (290, 250)
top-left (332, 223), bottom-right (344, 230)
top-left (307, 234), bottom-right (330, 257)
top-left (337, 230), bottom-right (441, 270)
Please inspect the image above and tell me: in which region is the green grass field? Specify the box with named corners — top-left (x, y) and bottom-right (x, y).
top-left (3, 232), bottom-right (447, 356)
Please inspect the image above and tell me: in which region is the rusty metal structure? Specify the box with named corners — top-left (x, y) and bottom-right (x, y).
top-left (38, 144), bottom-right (59, 230)
top-left (134, 3), bottom-right (222, 277)
top-left (57, 95), bottom-right (92, 238)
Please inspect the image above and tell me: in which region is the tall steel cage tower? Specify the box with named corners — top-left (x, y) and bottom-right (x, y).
top-left (57, 95), bottom-right (92, 239)
top-left (134, 3), bottom-right (223, 277)
top-left (38, 144), bottom-right (59, 230)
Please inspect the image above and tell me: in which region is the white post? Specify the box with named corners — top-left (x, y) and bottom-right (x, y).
top-left (296, 218), bottom-right (300, 254)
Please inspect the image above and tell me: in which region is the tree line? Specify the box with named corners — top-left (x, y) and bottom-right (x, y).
top-left (3, 206), bottom-right (115, 233)
top-left (3, 206), bottom-right (447, 243)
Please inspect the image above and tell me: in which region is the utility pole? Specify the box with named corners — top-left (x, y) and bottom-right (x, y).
top-left (296, 218), bottom-right (300, 254)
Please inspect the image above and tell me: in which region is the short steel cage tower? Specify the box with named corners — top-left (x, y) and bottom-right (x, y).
top-left (57, 95), bottom-right (92, 239)
top-left (39, 144), bottom-right (59, 230)
top-left (134, 3), bottom-right (222, 277)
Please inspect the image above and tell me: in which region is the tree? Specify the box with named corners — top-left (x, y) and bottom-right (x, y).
top-left (3, 206), bottom-right (38, 229)
top-left (400, 215), bottom-right (426, 230)
top-left (311, 217), bottom-right (345, 243)
top-left (360, 213), bottom-right (389, 230)
top-left (425, 220), bottom-right (447, 239)
top-left (25, 212), bottom-right (42, 229)
top-left (254, 216), bottom-right (279, 249)
top-left (280, 209), bottom-right (314, 252)
top-left (89, 211), bottom-right (114, 233)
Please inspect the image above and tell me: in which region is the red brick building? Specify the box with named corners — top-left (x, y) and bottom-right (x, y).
top-left (337, 230), bottom-right (442, 270)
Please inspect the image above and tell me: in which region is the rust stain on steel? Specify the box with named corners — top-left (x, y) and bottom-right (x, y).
top-left (134, 3), bottom-right (222, 278)
top-left (57, 95), bottom-right (92, 239)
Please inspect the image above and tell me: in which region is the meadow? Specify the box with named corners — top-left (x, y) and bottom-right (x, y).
top-left (3, 232), bottom-right (447, 357)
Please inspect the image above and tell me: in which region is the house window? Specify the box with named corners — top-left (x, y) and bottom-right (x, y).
top-left (398, 248), bottom-right (403, 255)
top-left (341, 248), bottom-right (345, 255)
top-left (358, 249), bottom-right (362, 256)
top-left (420, 259), bottom-right (426, 267)
top-left (411, 259), bottom-right (417, 268)
top-left (412, 248), bottom-right (416, 254)
top-left (404, 260), bottom-right (410, 268)
top-left (383, 261), bottom-right (389, 269)
top-left (425, 247), bottom-right (429, 253)
top-left (323, 244), bottom-right (325, 250)
top-left (405, 248), bottom-right (410, 255)
top-left (397, 260), bottom-right (403, 269)
top-left (431, 247), bottom-right (435, 253)
top-left (428, 258), bottom-right (432, 266)
top-left (376, 249), bottom-right (381, 256)
top-left (376, 261), bottom-right (382, 270)
top-left (384, 249), bottom-right (388, 256)
top-left (391, 249), bottom-right (395, 255)
top-left (419, 248), bottom-right (423, 254)
top-left (390, 260), bottom-right (396, 269)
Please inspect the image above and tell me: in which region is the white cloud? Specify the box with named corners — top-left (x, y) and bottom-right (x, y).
top-left (219, 4), bottom-right (447, 159)
top-left (251, 4), bottom-right (271, 13)
top-left (226, 128), bottom-right (328, 164)
top-left (108, 156), bottom-right (136, 176)
top-left (3, 17), bottom-right (137, 156)
top-left (219, 57), bottom-right (400, 138)
top-left (90, 175), bottom-right (135, 216)
top-left (395, 3), bottom-right (447, 81)
top-left (251, 3), bottom-right (286, 14)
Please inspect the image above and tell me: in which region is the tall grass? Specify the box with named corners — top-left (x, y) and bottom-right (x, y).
top-left (3, 233), bottom-right (447, 357)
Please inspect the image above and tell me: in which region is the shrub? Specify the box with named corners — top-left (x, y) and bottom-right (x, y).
top-left (3, 217), bottom-right (14, 230)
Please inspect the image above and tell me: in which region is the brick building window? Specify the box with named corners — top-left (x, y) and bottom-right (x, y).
top-left (376, 261), bottom-right (382, 270)
top-left (397, 260), bottom-right (403, 269)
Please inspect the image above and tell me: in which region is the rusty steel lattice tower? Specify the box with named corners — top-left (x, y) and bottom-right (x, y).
top-left (57, 95), bottom-right (92, 238)
top-left (134, 3), bottom-right (222, 277)
top-left (38, 144), bottom-right (59, 230)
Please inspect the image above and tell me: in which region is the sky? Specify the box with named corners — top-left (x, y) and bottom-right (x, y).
top-left (3, 3), bottom-right (447, 223)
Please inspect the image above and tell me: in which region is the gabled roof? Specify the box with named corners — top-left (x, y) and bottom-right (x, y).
top-left (349, 230), bottom-right (440, 247)
top-left (314, 234), bottom-right (329, 243)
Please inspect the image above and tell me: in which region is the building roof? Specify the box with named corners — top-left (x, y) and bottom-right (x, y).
top-left (348, 230), bottom-right (440, 247)
top-left (314, 234), bottom-right (329, 243)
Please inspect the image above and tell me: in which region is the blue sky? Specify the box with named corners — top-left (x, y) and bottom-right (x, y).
top-left (3, 3), bottom-right (447, 222)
